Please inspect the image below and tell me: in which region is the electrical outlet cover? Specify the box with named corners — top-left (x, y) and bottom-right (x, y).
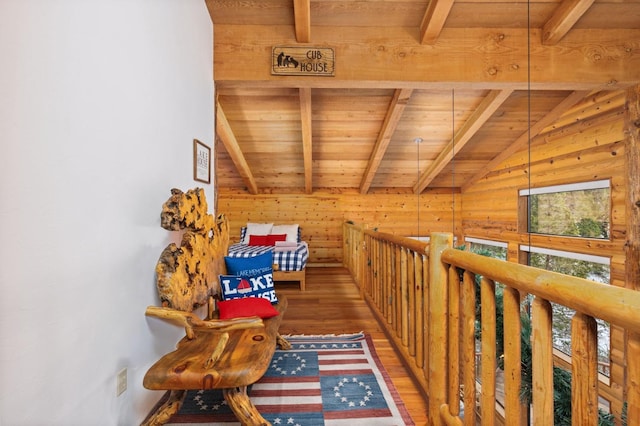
top-left (117, 368), bottom-right (127, 396)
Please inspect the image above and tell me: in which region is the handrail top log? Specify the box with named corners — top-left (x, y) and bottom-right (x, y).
top-left (440, 245), bottom-right (640, 330)
top-left (363, 228), bottom-right (429, 254)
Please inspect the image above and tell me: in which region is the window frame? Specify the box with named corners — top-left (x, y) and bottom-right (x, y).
top-left (518, 179), bottom-right (611, 240)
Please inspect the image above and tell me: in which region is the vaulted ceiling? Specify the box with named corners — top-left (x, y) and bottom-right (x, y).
top-left (206, 0), bottom-right (640, 195)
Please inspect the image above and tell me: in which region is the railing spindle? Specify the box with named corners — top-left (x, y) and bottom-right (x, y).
top-left (414, 253), bottom-right (425, 366)
top-left (532, 297), bottom-right (554, 426)
top-left (382, 241), bottom-right (389, 322)
top-left (401, 247), bottom-right (409, 346)
top-left (480, 277), bottom-right (496, 425)
top-left (628, 331), bottom-right (640, 424)
top-left (502, 286), bottom-right (524, 425)
top-left (447, 265), bottom-right (461, 416)
top-left (422, 256), bottom-right (431, 380)
top-left (393, 249), bottom-right (408, 336)
top-left (571, 312), bottom-right (598, 425)
top-left (461, 271), bottom-right (477, 426)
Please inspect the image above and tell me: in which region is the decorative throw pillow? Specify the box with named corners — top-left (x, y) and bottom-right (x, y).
top-left (225, 251), bottom-right (273, 276)
top-left (242, 222), bottom-right (273, 244)
top-left (247, 234), bottom-right (286, 246)
top-left (248, 234), bottom-right (269, 246)
top-left (223, 252), bottom-right (277, 303)
top-left (219, 275), bottom-right (278, 303)
top-left (266, 234), bottom-right (287, 245)
top-left (217, 297), bottom-right (279, 319)
top-left (271, 224), bottom-right (299, 243)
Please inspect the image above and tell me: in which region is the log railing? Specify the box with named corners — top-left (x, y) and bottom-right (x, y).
top-left (344, 222), bottom-right (431, 395)
top-left (342, 222), bottom-right (640, 425)
top-left (343, 221), bottom-right (365, 296)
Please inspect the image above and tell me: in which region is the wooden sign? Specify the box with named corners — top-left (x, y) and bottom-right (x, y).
top-left (271, 46), bottom-right (335, 77)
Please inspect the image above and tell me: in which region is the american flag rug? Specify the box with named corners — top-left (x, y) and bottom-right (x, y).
top-left (163, 333), bottom-right (415, 425)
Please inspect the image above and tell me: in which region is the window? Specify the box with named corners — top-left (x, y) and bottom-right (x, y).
top-left (521, 245), bottom-right (611, 376)
top-left (464, 237), bottom-right (507, 260)
top-left (519, 180), bottom-right (610, 239)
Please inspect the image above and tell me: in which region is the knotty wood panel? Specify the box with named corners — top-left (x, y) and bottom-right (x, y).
top-left (217, 189), bottom-right (461, 264)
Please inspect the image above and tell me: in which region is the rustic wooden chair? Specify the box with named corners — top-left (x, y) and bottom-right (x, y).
top-left (142, 188), bottom-right (290, 426)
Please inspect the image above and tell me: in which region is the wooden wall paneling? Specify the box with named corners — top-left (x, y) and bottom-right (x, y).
top-left (217, 190), bottom-right (460, 264)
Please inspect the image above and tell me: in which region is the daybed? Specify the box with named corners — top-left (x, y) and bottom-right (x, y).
top-left (227, 222), bottom-right (309, 290)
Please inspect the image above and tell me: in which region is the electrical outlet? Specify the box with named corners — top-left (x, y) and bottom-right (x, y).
top-left (117, 368), bottom-right (127, 396)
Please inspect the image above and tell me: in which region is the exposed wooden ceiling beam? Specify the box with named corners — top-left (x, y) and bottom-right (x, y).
top-left (216, 101), bottom-right (259, 195)
top-left (360, 88), bottom-right (413, 194)
top-left (460, 90), bottom-right (590, 191)
top-left (413, 89), bottom-right (513, 193)
top-left (299, 88), bottom-right (313, 194)
top-left (542, 0), bottom-right (596, 45)
top-left (214, 26), bottom-right (639, 89)
top-left (293, 0), bottom-right (311, 43)
top-left (419, 0), bottom-right (455, 45)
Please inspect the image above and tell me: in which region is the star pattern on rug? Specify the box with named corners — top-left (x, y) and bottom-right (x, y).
top-left (270, 352), bottom-right (307, 375)
top-left (272, 416), bottom-right (301, 425)
top-left (332, 377), bottom-right (375, 408)
top-left (193, 390), bottom-right (229, 412)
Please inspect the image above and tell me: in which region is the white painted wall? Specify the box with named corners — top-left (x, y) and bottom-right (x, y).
top-left (0, 0), bottom-right (214, 424)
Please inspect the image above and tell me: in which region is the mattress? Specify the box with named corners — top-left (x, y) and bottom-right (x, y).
top-left (227, 242), bottom-right (309, 272)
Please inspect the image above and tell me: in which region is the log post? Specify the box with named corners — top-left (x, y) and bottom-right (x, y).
top-left (625, 84), bottom-right (640, 426)
top-left (571, 313), bottom-right (598, 425)
top-left (531, 297), bottom-right (554, 426)
top-left (428, 232), bottom-right (453, 426)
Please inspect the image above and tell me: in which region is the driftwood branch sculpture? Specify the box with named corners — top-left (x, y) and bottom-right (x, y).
top-left (154, 188), bottom-right (229, 311)
top-left (144, 188), bottom-right (289, 426)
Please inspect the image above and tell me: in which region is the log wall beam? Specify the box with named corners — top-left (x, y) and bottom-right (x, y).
top-left (625, 84), bottom-right (640, 293)
top-left (624, 86), bottom-right (640, 423)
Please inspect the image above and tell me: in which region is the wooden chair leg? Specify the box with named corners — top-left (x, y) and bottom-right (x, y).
top-left (223, 386), bottom-right (271, 426)
top-left (140, 390), bottom-right (186, 426)
top-left (277, 333), bottom-right (292, 350)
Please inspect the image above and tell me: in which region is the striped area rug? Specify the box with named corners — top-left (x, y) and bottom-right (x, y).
top-left (165, 333), bottom-right (414, 425)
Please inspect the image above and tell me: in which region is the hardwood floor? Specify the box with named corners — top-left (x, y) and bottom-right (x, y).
top-left (275, 266), bottom-right (429, 425)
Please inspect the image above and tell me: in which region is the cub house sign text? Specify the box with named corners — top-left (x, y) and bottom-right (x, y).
top-left (271, 46), bottom-right (335, 77)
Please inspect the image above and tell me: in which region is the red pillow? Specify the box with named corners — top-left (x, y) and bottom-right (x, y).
top-left (217, 297), bottom-right (280, 319)
top-left (266, 234), bottom-right (287, 245)
top-left (248, 234), bottom-right (269, 246)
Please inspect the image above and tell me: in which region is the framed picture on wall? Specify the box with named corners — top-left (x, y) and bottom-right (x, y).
top-left (193, 139), bottom-right (211, 184)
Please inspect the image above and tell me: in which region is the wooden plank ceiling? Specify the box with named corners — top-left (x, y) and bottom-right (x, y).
top-left (207, 0), bottom-right (640, 195)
